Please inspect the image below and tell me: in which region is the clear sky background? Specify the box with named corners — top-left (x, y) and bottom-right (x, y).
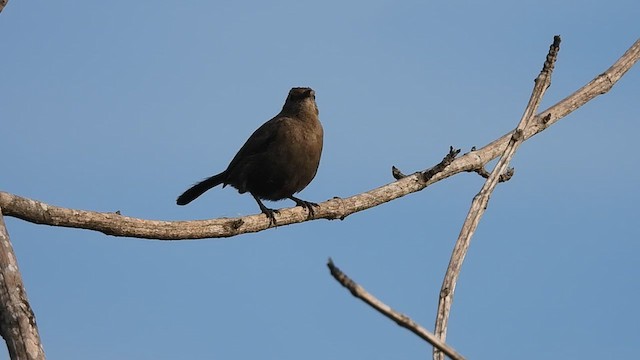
top-left (1, 1), bottom-right (639, 359)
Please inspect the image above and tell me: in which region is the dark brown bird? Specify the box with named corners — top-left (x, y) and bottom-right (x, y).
top-left (177, 87), bottom-right (323, 225)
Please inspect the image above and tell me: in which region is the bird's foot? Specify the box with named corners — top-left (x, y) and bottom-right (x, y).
top-left (262, 207), bottom-right (279, 226)
top-left (253, 195), bottom-right (279, 226)
top-left (289, 196), bottom-right (319, 219)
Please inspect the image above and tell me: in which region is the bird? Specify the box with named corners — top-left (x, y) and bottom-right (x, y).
top-left (176, 87), bottom-right (323, 226)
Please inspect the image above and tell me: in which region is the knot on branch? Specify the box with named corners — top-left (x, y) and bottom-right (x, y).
top-left (472, 166), bottom-right (514, 182)
top-left (512, 129), bottom-right (525, 142)
top-left (392, 146), bottom-right (460, 182)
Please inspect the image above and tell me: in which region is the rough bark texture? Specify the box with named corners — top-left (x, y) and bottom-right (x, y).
top-left (0, 208), bottom-right (45, 360)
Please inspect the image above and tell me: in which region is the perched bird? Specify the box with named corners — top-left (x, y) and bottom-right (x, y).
top-left (177, 87), bottom-right (323, 225)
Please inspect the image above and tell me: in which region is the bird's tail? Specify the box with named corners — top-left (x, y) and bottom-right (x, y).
top-left (176, 172), bottom-right (226, 205)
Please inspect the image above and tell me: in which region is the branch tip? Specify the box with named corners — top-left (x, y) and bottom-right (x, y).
top-left (391, 166), bottom-right (407, 180)
top-left (542, 35), bottom-right (561, 73)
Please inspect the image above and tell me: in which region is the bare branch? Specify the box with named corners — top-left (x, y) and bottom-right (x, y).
top-left (0, 208), bottom-right (46, 360)
top-left (432, 36), bottom-right (560, 360)
top-left (0, 0), bottom-right (8, 13)
top-left (327, 259), bottom-right (465, 360)
top-left (0, 39), bottom-right (637, 240)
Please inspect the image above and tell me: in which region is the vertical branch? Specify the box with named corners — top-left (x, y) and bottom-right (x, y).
top-left (0, 208), bottom-right (46, 360)
top-left (432, 36), bottom-right (561, 360)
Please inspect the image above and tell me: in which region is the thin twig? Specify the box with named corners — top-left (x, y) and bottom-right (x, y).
top-left (432, 36), bottom-right (561, 360)
top-left (327, 259), bottom-right (466, 360)
top-left (473, 166), bottom-right (514, 182)
top-left (393, 147), bottom-right (461, 181)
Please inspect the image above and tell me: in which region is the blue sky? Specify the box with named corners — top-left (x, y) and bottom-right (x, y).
top-left (1, 1), bottom-right (639, 359)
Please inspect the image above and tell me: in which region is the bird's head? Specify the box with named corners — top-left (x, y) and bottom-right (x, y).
top-left (282, 87), bottom-right (319, 117)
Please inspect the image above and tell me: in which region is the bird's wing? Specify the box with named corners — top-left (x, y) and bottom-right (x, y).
top-left (225, 116), bottom-right (287, 170)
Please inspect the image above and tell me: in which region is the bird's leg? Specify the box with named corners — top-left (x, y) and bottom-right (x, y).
top-left (288, 196), bottom-right (319, 219)
top-left (252, 194), bottom-right (279, 226)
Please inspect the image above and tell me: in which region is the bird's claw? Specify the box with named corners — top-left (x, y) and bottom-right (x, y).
top-left (289, 197), bottom-right (319, 219)
top-left (261, 207), bottom-right (279, 227)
